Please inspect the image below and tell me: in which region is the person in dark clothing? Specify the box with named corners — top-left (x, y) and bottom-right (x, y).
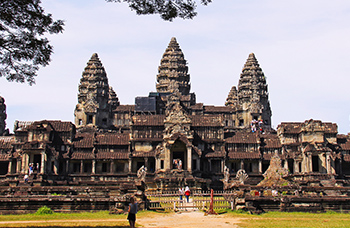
top-left (127, 197), bottom-right (138, 228)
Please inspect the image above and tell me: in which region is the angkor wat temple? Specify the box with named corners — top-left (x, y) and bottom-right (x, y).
top-left (1, 37), bottom-right (350, 192)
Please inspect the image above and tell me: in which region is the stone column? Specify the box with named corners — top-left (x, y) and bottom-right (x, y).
top-left (164, 147), bottom-right (170, 170)
top-left (221, 160), bottom-right (225, 173)
top-left (128, 158), bottom-right (132, 173)
top-left (110, 161), bottom-right (115, 174)
top-left (92, 160), bottom-right (96, 174)
top-left (258, 160), bottom-right (262, 174)
top-left (284, 159), bottom-right (289, 171)
top-left (240, 160), bottom-right (244, 170)
top-left (80, 160), bottom-right (83, 174)
top-left (66, 160), bottom-right (70, 174)
top-left (40, 152), bottom-right (46, 174)
top-left (155, 158), bottom-right (160, 171)
top-left (54, 160), bottom-right (59, 175)
top-left (8, 160), bottom-right (12, 174)
top-left (187, 146), bottom-right (192, 172)
top-left (144, 158), bottom-right (149, 170)
top-left (294, 160), bottom-right (297, 173)
top-left (326, 153), bottom-right (330, 174)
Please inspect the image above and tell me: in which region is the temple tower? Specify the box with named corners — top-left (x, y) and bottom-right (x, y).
top-left (225, 86), bottom-right (238, 107)
top-left (156, 37), bottom-right (191, 96)
top-left (74, 53), bottom-right (117, 129)
top-left (228, 53), bottom-right (272, 128)
top-left (0, 96), bottom-right (7, 135)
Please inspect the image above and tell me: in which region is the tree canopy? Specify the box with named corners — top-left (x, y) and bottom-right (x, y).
top-left (0, 0), bottom-right (64, 85)
top-left (106, 0), bottom-right (212, 21)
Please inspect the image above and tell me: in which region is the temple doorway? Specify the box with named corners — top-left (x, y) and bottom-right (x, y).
top-left (33, 154), bottom-right (41, 173)
top-left (171, 140), bottom-right (187, 170)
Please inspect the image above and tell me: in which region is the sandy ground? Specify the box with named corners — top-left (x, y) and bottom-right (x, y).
top-left (137, 211), bottom-right (242, 228)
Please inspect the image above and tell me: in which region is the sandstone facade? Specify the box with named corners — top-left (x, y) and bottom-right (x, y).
top-left (0, 38), bottom-right (349, 190)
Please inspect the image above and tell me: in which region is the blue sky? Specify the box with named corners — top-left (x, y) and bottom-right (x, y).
top-left (0, 0), bottom-right (350, 133)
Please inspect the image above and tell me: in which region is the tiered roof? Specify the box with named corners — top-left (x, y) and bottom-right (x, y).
top-left (77, 53), bottom-right (110, 106)
top-left (237, 53), bottom-right (269, 102)
top-left (156, 37), bottom-right (190, 95)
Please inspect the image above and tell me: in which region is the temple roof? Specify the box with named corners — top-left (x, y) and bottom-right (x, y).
top-left (132, 115), bottom-right (165, 126)
top-left (73, 132), bottom-right (130, 148)
top-left (156, 37), bottom-right (190, 95)
top-left (191, 115), bottom-right (223, 127)
top-left (225, 132), bottom-right (260, 144)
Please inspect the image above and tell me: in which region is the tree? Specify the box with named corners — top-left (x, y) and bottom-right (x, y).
top-left (0, 0), bottom-right (64, 85)
top-left (106, 0), bottom-right (212, 21)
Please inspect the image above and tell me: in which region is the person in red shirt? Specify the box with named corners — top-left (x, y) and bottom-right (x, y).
top-left (184, 186), bottom-right (191, 203)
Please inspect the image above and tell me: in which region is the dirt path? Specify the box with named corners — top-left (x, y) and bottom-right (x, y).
top-left (0, 211), bottom-right (242, 228)
top-left (137, 211), bottom-right (242, 228)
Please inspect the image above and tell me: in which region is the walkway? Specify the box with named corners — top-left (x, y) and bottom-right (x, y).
top-left (137, 210), bottom-right (241, 228)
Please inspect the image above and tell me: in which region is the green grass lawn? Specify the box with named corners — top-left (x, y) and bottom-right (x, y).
top-left (0, 210), bottom-right (350, 228)
top-left (227, 211), bottom-right (350, 228)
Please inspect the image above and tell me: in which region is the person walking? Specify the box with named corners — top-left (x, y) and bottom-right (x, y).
top-left (179, 187), bottom-right (184, 201)
top-left (185, 186), bottom-right (191, 203)
top-left (127, 197), bottom-right (138, 228)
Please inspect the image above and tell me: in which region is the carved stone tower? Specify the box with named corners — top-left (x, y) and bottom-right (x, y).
top-left (74, 53), bottom-right (118, 129)
top-left (0, 96), bottom-right (7, 135)
top-left (227, 53), bottom-right (272, 128)
top-left (156, 37), bottom-right (191, 96)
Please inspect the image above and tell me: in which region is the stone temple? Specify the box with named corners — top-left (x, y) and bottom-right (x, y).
top-left (0, 37), bottom-right (350, 190)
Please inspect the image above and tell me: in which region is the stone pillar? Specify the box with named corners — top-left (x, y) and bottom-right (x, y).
top-left (66, 160), bottom-right (70, 174)
top-left (128, 159), bottom-right (132, 173)
top-left (294, 160), bottom-right (297, 173)
top-left (54, 160), bottom-right (59, 175)
top-left (8, 160), bottom-right (12, 174)
top-left (240, 160), bottom-right (244, 170)
top-left (187, 146), bottom-right (192, 172)
top-left (92, 160), bottom-right (96, 174)
top-left (221, 160), bottom-right (225, 173)
top-left (144, 158), bottom-right (149, 170)
top-left (40, 152), bottom-right (46, 174)
top-left (309, 153), bottom-right (312, 173)
top-left (258, 160), bottom-right (262, 174)
top-left (326, 153), bottom-right (331, 174)
top-left (155, 158), bottom-right (160, 171)
top-left (164, 147), bottom-right (170, 170)
top-left (80, 160), bottom-right (83, 174)
top-left (284, 159), bottom-right (289, 171)
top-left (110, 161), bottom-right (114, 174)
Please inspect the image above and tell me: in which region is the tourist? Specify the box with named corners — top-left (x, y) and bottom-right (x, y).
top-left (185, 186), bottom-right (191, 203)
top-left (127, 197), bottom-right (138, 228)
top-left (24, 174), bottom-right (29, 183)
top-left (178, 159), bottom-right (182, 169)
top-left (29, 163), bottom-right (33, 176)
top-left (179, 187), bottom-right (184, 201)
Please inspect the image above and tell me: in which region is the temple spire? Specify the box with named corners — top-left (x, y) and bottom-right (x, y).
top-left (156, 37), bottom-right (190, 96)
top-left (225, 86), bottom-right (238, 107)
top-left (74, 53), bottom-right (117, 129)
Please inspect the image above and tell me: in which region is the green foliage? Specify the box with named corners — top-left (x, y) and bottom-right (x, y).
top-left (0, 0), bottom-right (64, 85)
top-left (35, 206), bottom-right (53, 215)
top-left (106, 0), bottom-right (213, 21)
